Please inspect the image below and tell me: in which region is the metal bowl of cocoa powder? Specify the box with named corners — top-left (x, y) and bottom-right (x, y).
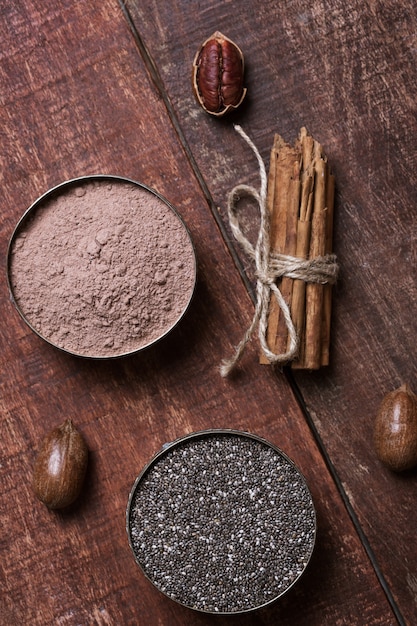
top-left (126, 429), bottom-right (316, 615)
top-left (7, 175), bottom-right (197, 359)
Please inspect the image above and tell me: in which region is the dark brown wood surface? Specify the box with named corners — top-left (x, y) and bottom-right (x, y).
top-left (0, 1), bottom-right (415, 624)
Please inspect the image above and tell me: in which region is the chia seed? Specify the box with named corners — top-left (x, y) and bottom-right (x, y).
top-left (127, 431), bottom-right (316, 614)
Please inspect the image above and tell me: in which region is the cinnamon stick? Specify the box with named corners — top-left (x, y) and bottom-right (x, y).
top-left (302, 145), bottom-right (328, 369)
top-left (274, 160), bottom-right (300, 354)
top-left (260, 129), bottom-right (336, 369)
top-left (288, 128), bottom-right (314, 362)
top-left (260, 135), bottom-right (300, 363)
top-left (320, 168), bottom-right (335, 366)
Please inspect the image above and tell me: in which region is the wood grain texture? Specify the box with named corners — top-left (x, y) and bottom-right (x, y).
top-left (0, 0), bottom-right (412, 624)
top-left (123, 1), bottom-right (417, 624)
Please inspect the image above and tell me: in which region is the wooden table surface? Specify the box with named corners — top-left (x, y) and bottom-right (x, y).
top-left (1, 1), bottom-right (416, 624)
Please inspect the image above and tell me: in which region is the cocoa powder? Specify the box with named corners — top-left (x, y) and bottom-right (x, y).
top-left (9, 177), bottom-right (196, 357)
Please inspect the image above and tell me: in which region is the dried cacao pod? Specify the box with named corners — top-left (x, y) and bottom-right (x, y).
top-left (192, 31), bottom-right (247, 116)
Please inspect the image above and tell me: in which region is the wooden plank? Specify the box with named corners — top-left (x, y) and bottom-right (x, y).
top-left (123, 1), bottom-right (417, 624)
top-left (0, 1), bottom-right (407, 625)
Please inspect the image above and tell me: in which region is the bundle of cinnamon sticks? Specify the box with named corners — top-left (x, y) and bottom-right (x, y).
top-left (260, 128), bottom-right (336, 369)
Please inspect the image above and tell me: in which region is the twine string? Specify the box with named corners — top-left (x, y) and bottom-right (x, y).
top-left (220, 125), bottom-right (338, 377)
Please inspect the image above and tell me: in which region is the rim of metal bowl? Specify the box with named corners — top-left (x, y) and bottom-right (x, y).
top-left (6, 174), bottom-right (197, 359)
top-left (126, 429), bottom-right (317, 615)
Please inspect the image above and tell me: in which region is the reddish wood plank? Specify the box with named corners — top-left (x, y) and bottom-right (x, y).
top-left (0, 1), bottom-right (404, 625)
top-left (123, 0), bottom-right (417, 623)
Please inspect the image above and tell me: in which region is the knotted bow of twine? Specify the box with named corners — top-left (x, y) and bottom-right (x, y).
top-left (220, 125), bottom-right (339, 377)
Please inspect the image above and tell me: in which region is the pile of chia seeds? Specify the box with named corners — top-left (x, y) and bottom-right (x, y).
top-left (128, 432), bottom-right (316, 614)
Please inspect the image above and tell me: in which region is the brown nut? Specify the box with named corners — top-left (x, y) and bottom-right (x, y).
top-left (192, 31), bottom-right (247, 116)
top-left (374, 384), bottom-right (417, 472)
top-left (33, 418), bottom-right (88, 509)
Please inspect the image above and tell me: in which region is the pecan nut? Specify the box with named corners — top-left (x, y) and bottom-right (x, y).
top-left (192, 31), bottom-right (247, 116)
